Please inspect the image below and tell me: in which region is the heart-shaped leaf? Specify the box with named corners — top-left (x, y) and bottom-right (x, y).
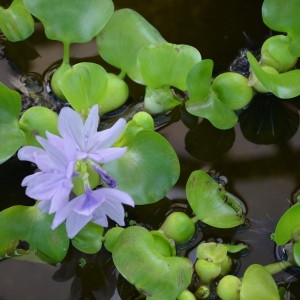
top-left (112, 226), bottom-right (193, 299)
top-left (186, 170), bottom-right (245, 228)
top-left (0, 83), bottom-right (24, 164)
top-left (97, 8), bottom-right (165, 83)
top-left (186, 60), bottom-right (238, 129)
top-left (137, 42), bottom-right (202, 90)
top-left (273, 203), bottom-right (300, 245)
top-left (0, 205), bottom-right (69, 263)
top-left (0, 0), bottom-right (34, 42)
top-left (240, 264), bottom-right (280, 300)
top-left (24, 0), bottom-right (114, 43)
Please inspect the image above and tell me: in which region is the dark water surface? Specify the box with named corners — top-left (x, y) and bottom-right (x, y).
top-left (1, 0), bottom-right (300, 299)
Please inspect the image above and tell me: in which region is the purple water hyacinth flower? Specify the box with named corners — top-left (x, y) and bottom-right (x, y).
top-left (18, 105), bottom-right (135, 238)
top-left (18, 132), bottom-right (76, 214)
top-left (58, 105), bottom-right (127, 187)
top-left (52, 186), bottom-right (134, 238)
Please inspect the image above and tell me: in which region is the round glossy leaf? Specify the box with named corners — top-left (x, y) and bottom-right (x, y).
top-left (240, 264), bottom-right (280, 300)
top-left (24, 0), bottom-right (114, 43)
top-left (262, 0), bottom-right (300, 56)
top-left (58, 62), bottom-right (108, 115)
top-left (137, 43), bottom-right (201, 90)
top-left (273, 203), bottom-right (300, 245)
top-left (112, 226), bottom-right (193, 300)
top-left (97, 8), bottom-right (165, 83)
top-left (247, 52), bottom-right (300, 99)
top-left (0, 0), bottom-right (34, 42)
top-left (186, 60), bottom-right (238, 129)
top-left (19, 106), bottom-right (59, 147)
top-left (0, 83), bottom-right (24, 164)
top-left (186, 170), bottom-right (245, 228)
top-left (0, 205), bottom-right (69, 263)
top-left (71, 222), bottom-right (104, 254)
top-left (103, 130), bottom-right (180, 205)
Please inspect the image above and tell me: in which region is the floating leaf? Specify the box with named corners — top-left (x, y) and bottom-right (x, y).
top-left (103, 129), bottom-right (180, 205)
top-left (71, 222), bottom-right (104, 254)
top-left (273, 203), bottom-right (300, 245)
top-left (97, 8), bottom-right (165, 83)
top-left (185, 60), bottom-right (238, 129)
top-left (57, 62), bottom-right (129, 115)
top-left (137, 42), bottom-right (201, 90)
top-left (112, 226), bottom-right (193, 300)
top-left (0, 205), bottom-right (69, 263)
top-left (240, 264), bottom-right (280, 300)
top-left (0, 83), bottom-right (24, 164)
top-left (0, 0), bottom-right (34, 42)
top-left (186, 170), bottom-right (245, 228)
top-left (24, 0), bottom-right (114, 43)
top-left (58, 62), bottom-right (108, 115)
top-left (247, 52), bottom-right (300, 99)
top-left (262, 0), bottom-right (300, 56)
top-left (18, 106), bottom-right (59, 147)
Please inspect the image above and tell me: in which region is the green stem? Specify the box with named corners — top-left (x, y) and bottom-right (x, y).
top-left (63, 42), bottom-right (70, 65)
top-left (191, 216), bottom-right (199, 224)
top-left (264, 261), bottom-right (293, 275)
top-left (118, 69), bottom-right (127, 80)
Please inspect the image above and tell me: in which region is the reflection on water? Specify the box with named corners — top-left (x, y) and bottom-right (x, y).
top-left (1, 0), bottom-right (300, 299)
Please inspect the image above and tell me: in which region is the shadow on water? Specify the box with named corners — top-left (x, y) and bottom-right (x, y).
top-left (1, 0), bottom-right (300, 299)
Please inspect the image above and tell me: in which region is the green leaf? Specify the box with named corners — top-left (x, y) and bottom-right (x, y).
top-left (103, 129), bottom-right (180, 205)
top-left (112, 226), bottom-right (193, 300)
top-left (23, 0), bottom-right (114, 43)
top-left (247, 52), bottom-right (300, 99)
top-left (144, 86), bottom-right (182, 115)
top-left (19, 106), bottom-right (59, 146)
top-left (0, 0), bottom-right (34, 42)
top-left (97, 8), bottom-right (165, 84)
top-left (240, 264), bottom-right (280, 300)
top-left (137, 42), bottom-right (201, 90)
top-left (185, 60), bottom-right (238, 129)
top-left (273, 203), bottom-right (300, 245)
top-left (71, 222), bottom-right (104, 254)
top-left (0, 83), bottom-right (24, 164)
top-left (186, 170), bottom-right (245, 228)
top-left (196, 242), bottom-right (227, 264)
top-left (57, 62), bottom-right (108, 115)
top-left (0, 205), bottom-right (69, 263)
top-left (262, 0), bottom-right (300, 56)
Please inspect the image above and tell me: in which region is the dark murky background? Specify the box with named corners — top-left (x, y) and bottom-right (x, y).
top-left (1, 0), bottom-right (300, 299)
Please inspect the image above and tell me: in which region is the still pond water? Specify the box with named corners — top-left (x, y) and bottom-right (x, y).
top-left (1, 0), bottom-right (300, 299)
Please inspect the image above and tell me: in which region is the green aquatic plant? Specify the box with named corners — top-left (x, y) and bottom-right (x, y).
top-left (186, 170), bottom-right (245, 228)
top-left (0, 0), bottom-right (34, 42)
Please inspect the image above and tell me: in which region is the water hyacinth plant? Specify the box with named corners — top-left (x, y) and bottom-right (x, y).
top-left (0, 0), bottom-right (300, 299)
